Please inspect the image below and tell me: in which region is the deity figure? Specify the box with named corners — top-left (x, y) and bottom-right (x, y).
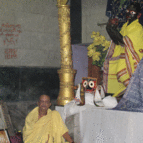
top-left (103, 2), bottom-right (143, 97)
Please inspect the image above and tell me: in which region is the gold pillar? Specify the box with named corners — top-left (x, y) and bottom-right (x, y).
top-left (57, 1), bottom-right (76, 106)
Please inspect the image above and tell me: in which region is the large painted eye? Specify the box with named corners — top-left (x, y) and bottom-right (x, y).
top-left (83, 80), bottom-right (88, 88)
top-left (89, 81), bottom-right (95, 88)
top-left (130, 11), bottom-right (136, 15)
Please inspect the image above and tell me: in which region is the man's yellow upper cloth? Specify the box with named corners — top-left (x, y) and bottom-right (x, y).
top-left (23, 107), bottom-right (68, 143)
top-left (103, 19), bottom-right (143, 97)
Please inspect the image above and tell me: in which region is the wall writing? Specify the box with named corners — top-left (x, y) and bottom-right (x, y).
top-left (5, 49), bottom-right (17, 59)
top-left (0, 23), bottom-right (22, 46)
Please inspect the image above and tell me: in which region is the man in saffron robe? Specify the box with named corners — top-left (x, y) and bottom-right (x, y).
top-left (103, 2), bottom-right (143, 97)
top-left (23, 95), bottom-right (74, 143)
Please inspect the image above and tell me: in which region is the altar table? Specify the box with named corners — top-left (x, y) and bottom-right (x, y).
top-left (56, 105), bottom-right (143, 143)
top-left (79, 106), bottom-right (143, 143)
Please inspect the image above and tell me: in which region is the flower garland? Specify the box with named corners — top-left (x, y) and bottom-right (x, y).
top-left (87, 31), bottom-right (111, 67)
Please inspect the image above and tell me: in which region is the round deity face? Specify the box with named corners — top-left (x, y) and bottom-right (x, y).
top-left (82, 77), bottom-right (97, 93)
top-left (126, 3), bottom-right (141, 24)
top-left (126, 5), bottom-right (138, 22)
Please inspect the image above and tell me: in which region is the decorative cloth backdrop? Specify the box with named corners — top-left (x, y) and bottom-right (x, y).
top-left (106, 0), bottom-right (143, 27)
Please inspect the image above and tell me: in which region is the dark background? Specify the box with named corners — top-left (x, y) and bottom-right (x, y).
top-left (0, 67), bottom-right (59, 101)
top-left (70, 0), bottom-right (81, 44)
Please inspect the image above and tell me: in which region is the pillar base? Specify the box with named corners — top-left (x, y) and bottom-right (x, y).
top-left (57, 68), bottom-right (76, 106)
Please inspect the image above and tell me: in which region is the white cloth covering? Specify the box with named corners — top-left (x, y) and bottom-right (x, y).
top-left (63, 84), bottom-right (118, 122)
top-left (80, 107), bottom-right (143, 143)
top-left (103, 96), bottom-right (118, 108)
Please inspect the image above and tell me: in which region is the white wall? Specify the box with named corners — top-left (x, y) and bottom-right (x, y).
top-left (0, 0), bottom-right (60, 67)
top-left (82, 0), bottom-right (110, 43)
top-left (0, 0), bottom-right (110, 67)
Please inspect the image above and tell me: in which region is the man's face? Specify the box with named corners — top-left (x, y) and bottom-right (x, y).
top-left (38, 95), bottom-right (51, 111)
top-left (126, 4), bottom-right (138, 23)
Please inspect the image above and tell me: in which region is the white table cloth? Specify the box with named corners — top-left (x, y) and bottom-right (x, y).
top-left (80, 106), bottom-right (143, 143)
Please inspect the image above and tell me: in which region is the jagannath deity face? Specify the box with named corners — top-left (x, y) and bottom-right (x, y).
top-left (82, 77), bottom-right (97, 93)
top-left (126, 2), bottom-right (141, 24)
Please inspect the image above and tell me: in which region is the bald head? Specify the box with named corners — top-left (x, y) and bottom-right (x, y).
top-left (39, 94), bottom-right (50, 102)
top-left (38, 94), bottom-right (51, 111)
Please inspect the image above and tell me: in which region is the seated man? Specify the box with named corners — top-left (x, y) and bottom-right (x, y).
top-left (103, 2), bottom-right (143, 97)
top-left (23, 94), bottom-right (74, 143)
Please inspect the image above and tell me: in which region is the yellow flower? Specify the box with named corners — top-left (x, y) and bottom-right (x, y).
top-left (87, 44), bottom-right (94, 50)
top-left (92, 34), bottom-right (105, 46)
top-left (103, 47), bottom-right (108, 51)
top-left (87, 49), bottom-right (95, 57)
top-left (93, 36), bottom-right (100, 41)
top-left (103, 40), bottom-right (110, 46)
top-left (95, 52), bottom-right (101, 56)
top-left (91, 31), bottom-right (96, 39)
top-left (102, 41), bottom-right (105, 47)
top-left (100, 35), bottom-right (106, 43)
top-left (91, 31), bottom-right (100, 39)
top-left (88, 31), bottom-right (110, 64)
top-left (92, 52), bottom-right (101, 61)
top-left (95, 32), bottom-right (100, 37)
top-left (93, 38), bottom-right (102, 45)
top-left (92, 31), bottom-right (96, 35)
top-left (102, 40), bottom-right (111, 51)
top-left (93, 46), bottom-right (96, 51)
top-left (92, 55), bottom-right (100, 61)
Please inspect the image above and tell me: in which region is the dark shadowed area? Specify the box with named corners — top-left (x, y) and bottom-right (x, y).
top-left (0, 67), bottom-right (59, 101)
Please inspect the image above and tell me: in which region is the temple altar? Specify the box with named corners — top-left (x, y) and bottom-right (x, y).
top-left (55, 1), bottom-right (143, 142)
top-left (56, 106), bottom-right (143, 143)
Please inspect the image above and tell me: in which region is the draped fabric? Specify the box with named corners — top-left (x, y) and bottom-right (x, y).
top-left (103, 19), bottom-right (143, 97)
top-left (106, 0), bottom-right (143, 27)
top-left (114, 58), bottom-right (143, 112)
top-left (23, 107), bottom-right (68, 143)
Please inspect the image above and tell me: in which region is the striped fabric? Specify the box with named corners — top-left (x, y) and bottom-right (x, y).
top-left (103, 36), bottom-right (140, 95)
top-left (114, 58), bottom-right (143, 112)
